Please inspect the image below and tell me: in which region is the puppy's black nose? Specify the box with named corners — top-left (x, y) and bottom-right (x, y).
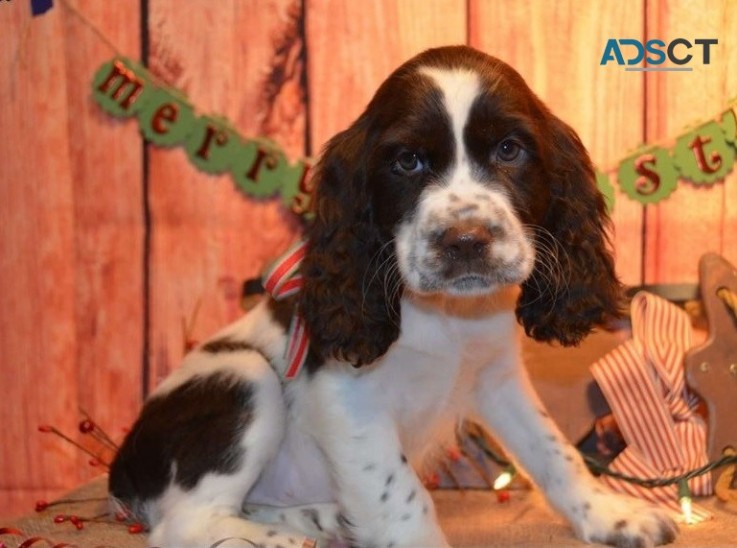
top-left (439, 224), bottom-right (493, 261)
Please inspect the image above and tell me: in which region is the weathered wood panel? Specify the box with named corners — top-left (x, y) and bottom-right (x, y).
top-left (146, 0), bottom-right (304, 389)
top-left (63, 0), bottom-right (145, 458)
top-left (0, 0), bottom-right (142, 518)
top-left (470, 0), bottom-right (646, 286)
top-left (724, 5), bottom-right (737, 262)
top-left (0, 4), bottom-right (79, 519)
top-left (643, 0), bottom-right (737, 283)
top-left (306, 0), bottom-right (467, 152)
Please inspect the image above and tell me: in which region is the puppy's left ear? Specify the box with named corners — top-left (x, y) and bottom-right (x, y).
top-left (517, 115), bottom-right (623, 346)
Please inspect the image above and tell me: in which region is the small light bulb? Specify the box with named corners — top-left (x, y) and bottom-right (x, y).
top-left (678, 479), bottom-right (693, 524)
top-left (493, 466), bottom-right (516, 490)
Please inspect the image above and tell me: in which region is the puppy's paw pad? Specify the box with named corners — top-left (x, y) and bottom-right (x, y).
top-left (579, 495), bottom-right (678, 547)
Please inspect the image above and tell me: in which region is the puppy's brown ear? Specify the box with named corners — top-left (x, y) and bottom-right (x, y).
top-left (299, 118), bottom-right (401, 367)
top-left (517, 115), bottom-right (623, 346)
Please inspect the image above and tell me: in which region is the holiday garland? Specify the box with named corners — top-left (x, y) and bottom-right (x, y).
top-left (92, 56), bottom-right (737, 215)
top-left (92, 58), bottom-right (314, 219)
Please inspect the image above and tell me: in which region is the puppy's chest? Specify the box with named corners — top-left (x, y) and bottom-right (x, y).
top-left (380, 332), bottom-right (496, 454)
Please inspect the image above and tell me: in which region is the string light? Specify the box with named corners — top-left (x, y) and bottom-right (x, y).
top-left (493, 465), bottom-right (516, 490)
top-left (678, 479), bottom-right (694, 524)
top-left (468, 429), bottom-right (737, 508)
top-left (467, 431), bottom-right (510, 466)
top-left (581, 452), bottom-right (737, 489)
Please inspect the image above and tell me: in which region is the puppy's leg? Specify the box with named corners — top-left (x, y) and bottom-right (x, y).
top-left (304, 374), bottom-right (449, 548)
top-left (243, 502), bottom-right (344, 540)
top-left (474, 354), bottom-right (678, 547)
top-left (149, 482), bottom-right (317, 548)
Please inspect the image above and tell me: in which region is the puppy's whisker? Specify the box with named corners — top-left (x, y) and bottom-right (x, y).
top-left (389, 273), bottom-right (403, 320)
top-left (520, 225), bottom-right (569, 311)
top-left (363, 239), bottom-right (396, 289)
top-left (535, 249), bottom-right (565, 314)
top-left (382, 261), bottom-right (403, 325)
top-left (362, 245), bottom-right (394, 299)
top-left (361, 239), bottom-right (398, 315)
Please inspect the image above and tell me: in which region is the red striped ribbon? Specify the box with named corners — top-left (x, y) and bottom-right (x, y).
top-left (263, 240), bottom-right (307, 299)
top-left (590, 292), bottom-right (712, 521)
top-left (262, 240), bottom-right (309, 379)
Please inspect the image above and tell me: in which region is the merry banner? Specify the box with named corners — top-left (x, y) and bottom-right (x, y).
top-left (92, 58), bottom-right (313, 218)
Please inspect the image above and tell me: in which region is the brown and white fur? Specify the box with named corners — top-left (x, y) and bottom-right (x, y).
top-left (109, 46), bottom-right (677, 548)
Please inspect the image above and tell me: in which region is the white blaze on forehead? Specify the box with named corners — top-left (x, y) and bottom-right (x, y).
top-left (394, 67), bottom-right (535, 294)
top-left (419, 66), bottom-right (480, 166)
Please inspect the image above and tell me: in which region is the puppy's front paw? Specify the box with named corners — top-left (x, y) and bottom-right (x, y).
top-left (575, 493), bottom-right (678, 547)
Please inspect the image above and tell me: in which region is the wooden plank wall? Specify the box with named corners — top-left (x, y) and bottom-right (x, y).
top-left (643, 0), bottom-right (737, 282)
top-left (1, 0), bottom-right (735, 519)
top-left (144, 0), bottom-right (302, 390)
top-left (1, 0), bottom-right (143, 517)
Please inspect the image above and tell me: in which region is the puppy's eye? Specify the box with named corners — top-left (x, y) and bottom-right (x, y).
top-left (496, 139), bottom-right (523, 163)
top-left (393, 151), bottom-right (426, 175)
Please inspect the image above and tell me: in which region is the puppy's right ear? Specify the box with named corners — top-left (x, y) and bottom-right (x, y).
top-left (299, 118), bottom-right (402, 368)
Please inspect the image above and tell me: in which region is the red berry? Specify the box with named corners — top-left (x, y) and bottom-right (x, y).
top-left (446, 446), bottom-right (462, 462)
top-left (37, 425), bottom-right (54, 433)
top-left (423, 473), bottom-right (440, 489)
top-left (128, 523), bottom-right (145, 534)
top-left (79, 420), bottom-right (94, 433)
top-left (496, 490), bottom-right (511, 503)
top-left (35, 500), bottom-right (49, 512)
top-left (53, 514), bottom-right (67, 523)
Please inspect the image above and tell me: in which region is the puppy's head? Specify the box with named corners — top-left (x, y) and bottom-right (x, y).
top-left (300, 46), bottom-right (622, 367)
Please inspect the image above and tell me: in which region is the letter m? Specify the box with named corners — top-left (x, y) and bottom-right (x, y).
top-left (92, 59), bottom-right (149, 117)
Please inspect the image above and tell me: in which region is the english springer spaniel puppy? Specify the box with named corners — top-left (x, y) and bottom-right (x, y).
top-left (110, 46), bottom-right (678, 547)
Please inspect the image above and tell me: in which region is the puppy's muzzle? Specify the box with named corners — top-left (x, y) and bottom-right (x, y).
top-left (437, 222), bottom-right (493, 262)
top-left (433, 221), bottom-right (496, 282)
